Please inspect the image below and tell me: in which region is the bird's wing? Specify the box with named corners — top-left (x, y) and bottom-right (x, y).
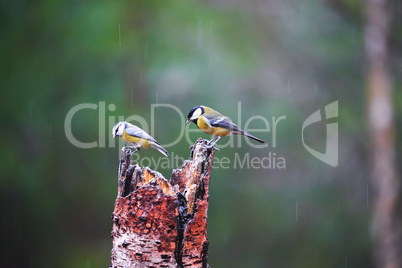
top-left (124, 125), bottom-right (160, 144)
top-left (204, 114), bottom-right (242, 132)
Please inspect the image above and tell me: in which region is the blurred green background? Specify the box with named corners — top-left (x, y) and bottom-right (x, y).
top-left (1, 0), bottom-right (401, 267)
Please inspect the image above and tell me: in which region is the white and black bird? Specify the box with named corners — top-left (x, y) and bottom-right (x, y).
top-left (112, 121), bottom-right (168, 156)
top-left (186, 105), bottom-right (265, 147)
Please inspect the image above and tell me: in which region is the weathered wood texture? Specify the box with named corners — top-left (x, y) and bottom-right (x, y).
top-left (110, 139), bottom-right (214, 268)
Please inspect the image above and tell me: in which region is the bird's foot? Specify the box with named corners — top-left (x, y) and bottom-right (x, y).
top-left (207, 145), bottom-right (220, 151)
top-left (122, 146), bottom-right (139, 155)
top-left (202, 141), bottom-right (220, 151)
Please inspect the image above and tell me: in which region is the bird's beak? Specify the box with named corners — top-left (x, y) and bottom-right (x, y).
top-left (185, 119), bottom-right (190, 125)
top-left (113, 133), bottom-right (116, 138)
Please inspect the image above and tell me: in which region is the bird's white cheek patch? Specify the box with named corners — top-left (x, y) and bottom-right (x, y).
top-left (119, 126), bottom-right (125, 136)
top-left (191, 108), bottom-right (202, 120)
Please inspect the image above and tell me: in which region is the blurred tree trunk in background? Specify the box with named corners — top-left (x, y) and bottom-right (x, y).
top-left (365, 0), bottom-right (402, 267)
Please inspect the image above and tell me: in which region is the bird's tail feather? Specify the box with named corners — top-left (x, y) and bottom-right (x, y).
top-left (233, 131), bottom-right (265, 144)
top-left (152, 143), bottom-right (169, 157)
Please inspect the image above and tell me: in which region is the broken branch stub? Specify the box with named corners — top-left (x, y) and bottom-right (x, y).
top-left (110, 139), bottom-right (214, 268)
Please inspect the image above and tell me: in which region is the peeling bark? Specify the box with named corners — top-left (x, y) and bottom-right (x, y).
top-left (110, 139), bottom-right (214, 268)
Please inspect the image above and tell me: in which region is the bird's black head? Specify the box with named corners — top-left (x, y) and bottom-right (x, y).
top-left (186, 105), bottom-right (205, 125)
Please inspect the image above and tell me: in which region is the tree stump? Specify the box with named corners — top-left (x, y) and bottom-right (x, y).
top-left (110, 139), bottom-right (214, 268)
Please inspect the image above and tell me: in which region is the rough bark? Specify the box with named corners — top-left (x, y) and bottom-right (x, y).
top-left (365, 0), bottom-right (402, 267)
top-left (110, 139), bottom-right (214, 268)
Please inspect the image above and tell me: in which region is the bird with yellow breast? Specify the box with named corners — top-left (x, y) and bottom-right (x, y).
top-left (186, 105), bottom-right (265, 148)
